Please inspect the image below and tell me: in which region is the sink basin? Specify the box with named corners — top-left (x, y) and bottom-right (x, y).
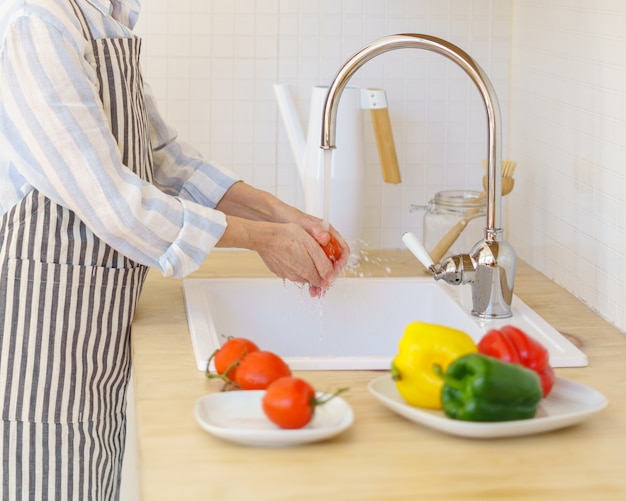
top-left (183, 277), bottom-right (587, 371)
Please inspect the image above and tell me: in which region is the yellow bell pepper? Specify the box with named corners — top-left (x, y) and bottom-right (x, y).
top-left (391, 321), bottom-right (477, 409)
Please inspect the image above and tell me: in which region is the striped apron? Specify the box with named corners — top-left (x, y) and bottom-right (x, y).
top-left (0, 2), bottom-right (152, 499)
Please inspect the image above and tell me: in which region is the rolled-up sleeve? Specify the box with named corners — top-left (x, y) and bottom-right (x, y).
top-left (0, 14), bottom-right (239, 277)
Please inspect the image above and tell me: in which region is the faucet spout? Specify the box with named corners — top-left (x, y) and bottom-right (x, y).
top-left (321, 34), bottom-right (516, 318)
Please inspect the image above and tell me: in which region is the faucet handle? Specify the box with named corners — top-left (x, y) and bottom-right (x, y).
top-left (402, 232), bottom-right (434, 270)
top-left (403, 231), bottom-right (474, 286)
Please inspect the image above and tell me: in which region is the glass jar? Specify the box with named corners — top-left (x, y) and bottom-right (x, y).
top-left (422, 190), bottom-right (486, 263)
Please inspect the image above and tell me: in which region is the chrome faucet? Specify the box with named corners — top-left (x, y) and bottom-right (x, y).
top-left (320, 34), bottom-right (516, 319)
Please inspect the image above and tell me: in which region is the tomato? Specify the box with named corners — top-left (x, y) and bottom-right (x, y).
top-left (262, 377), bottom-right (316, 429)
top-left (234, 350), bottom-right (292, 390)
top-left (212, 337), bottom-right (259, 380)
top-left (321, 234), bottom-right (341, 263)
top-left (262, 377), bottom-right (349, 429)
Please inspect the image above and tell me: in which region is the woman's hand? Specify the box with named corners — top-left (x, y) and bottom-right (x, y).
top-left (219, 218), bottom-right (345, 297)
top-left (257, 221), bottom-right (338, 297)
top-left (302, 221), bottom-right (350, 271)
top-left (215, 182), bottom-right (351, 296)
top-left (289, 220), bottom-right (351, 297)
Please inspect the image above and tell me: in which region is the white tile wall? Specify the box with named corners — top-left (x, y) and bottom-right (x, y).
top-left (135, 0), bottom-right (626, 333)
top-left (509, 0), bottom-right (626, 332)
top-left (135, 0), bottom-right (512, 248)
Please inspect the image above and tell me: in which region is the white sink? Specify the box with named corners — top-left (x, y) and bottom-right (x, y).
top-left (183, 277), bottom-right (587, 371)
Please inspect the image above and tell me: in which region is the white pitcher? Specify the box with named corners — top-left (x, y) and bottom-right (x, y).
top-left (274, 84), bottom-right (366, 259)
top-left (275, 84), bottom-right (401, 261)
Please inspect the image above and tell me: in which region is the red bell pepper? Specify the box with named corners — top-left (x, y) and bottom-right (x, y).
top-left (477, 325), bottom-right (555, 397)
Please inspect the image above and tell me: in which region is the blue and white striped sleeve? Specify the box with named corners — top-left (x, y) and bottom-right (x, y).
top-left (0, 14), bottom-right (234, 277)
top-left (144, 84), bottom-right (241, 208)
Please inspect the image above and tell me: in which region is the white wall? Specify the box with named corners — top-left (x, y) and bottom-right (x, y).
top-left (509, 0), bottom-right (626, 331)
top-left (135, 0), bottom-right (626, 333)
top-left (135, 0), bottom-right (512, 248)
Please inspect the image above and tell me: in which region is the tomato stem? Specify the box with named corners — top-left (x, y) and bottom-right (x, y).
top-left (312, 387), bottom-right (349, 407)
top-left (205, 349), bottom-right (241, 390)
top-left (205, 349), bottom-right (218, 374)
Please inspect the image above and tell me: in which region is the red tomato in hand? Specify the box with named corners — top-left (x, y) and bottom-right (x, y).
top-left (321, 234), bottom-right (341, 263)
top-left (212, 337), bottom-right (259, 379)
top-left (262, 377), bottom-right (317, 429)
top-left (234, 350), bottom-right (291, 390)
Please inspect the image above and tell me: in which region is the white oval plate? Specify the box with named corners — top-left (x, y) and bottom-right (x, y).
top-left (195, 390), bottom-right (354, 447)
top-left (368, 375), bottom-right (607, 439)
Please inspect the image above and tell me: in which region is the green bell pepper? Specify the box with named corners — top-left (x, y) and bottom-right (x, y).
top-left (434, 353), bottom-right (543, 422)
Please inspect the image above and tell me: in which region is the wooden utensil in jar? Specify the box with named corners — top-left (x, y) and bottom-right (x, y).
top-left (429, 161), bottom-right (517, 264)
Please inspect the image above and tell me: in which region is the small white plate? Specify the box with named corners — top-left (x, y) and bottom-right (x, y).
top-left (195, 390), bottom-right (354, 447)
top-left (368, 375), bottom-right (607, 439)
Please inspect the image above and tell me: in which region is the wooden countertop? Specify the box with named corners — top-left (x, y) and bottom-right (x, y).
top-left (131, 250), bottom-right (626, 501)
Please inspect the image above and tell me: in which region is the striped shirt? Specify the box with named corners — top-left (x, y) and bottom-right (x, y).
top-left (0, 0), bottom-right (239, 278)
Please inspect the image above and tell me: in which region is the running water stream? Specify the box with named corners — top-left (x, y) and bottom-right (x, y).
top-left (322, 149), bottom-right (333, 231)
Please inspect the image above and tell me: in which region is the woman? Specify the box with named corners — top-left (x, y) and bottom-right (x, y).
top-left (0, 0), bottom-right (349, 499)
